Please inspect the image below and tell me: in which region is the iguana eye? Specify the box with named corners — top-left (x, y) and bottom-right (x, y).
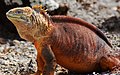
top-left (15, 10), bottom-right (23, 14)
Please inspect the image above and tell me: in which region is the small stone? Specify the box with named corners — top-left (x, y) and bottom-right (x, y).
top-left (13, 40), bottom-right (20, 45)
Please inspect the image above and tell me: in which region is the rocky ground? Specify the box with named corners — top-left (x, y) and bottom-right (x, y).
top-left (0, 0), bottom-right (120, 75)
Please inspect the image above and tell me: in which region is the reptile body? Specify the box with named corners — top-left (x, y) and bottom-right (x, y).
top-left (6, 6), bottom-right (120, 75)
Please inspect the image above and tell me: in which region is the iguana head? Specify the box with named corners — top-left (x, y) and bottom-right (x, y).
top-left (6, 6), bottom-right (52, 42)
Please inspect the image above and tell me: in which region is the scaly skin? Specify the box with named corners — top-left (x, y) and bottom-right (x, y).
top-left (6, 6), bottom-right (120, 75)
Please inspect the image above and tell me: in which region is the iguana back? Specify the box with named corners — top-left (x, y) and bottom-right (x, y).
top-left (51, 16), bottom-right (112, 48)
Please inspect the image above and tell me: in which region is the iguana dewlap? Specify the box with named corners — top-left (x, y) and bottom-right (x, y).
top-left (6, 6), bottom-right (120, 75)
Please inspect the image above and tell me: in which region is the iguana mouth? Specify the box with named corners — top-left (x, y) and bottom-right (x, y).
top-left (7, 13), bottom-right (31, 24)
top-left (6, 13), bottom-right (19, 19)
top-left (6, 13), bottom-right (23, 21)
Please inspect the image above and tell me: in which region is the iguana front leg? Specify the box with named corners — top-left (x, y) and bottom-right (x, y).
top-left (34, 41), bottom-right (56, 75)
top-left (34, 41), bottom-right (44, 75)
top-left (41, 44), bottom-right (56, 75)
top-left (34, 56), bottom-right (44, 75)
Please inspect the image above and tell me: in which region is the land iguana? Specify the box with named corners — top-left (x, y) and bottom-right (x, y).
top-left (6, 5), bottom-right (120, 75)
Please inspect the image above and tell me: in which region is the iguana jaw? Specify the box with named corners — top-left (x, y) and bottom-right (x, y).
top-left (6, 14), bottom-right (27, 24)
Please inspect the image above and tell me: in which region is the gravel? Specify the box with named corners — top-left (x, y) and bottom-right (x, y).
top-left (0, 40), bottom-right (37, 75)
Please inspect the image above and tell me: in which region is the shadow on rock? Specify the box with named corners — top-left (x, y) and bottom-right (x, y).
top-left (102, 16), bottom-right (120, 32)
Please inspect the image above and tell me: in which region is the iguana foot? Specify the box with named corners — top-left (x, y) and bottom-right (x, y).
top-left (100, 55), bottom-right (120, 72)
top-left (110, 62), bottom-right (120, 74)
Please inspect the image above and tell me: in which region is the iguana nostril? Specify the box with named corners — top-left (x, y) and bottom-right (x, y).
top-left (6, 10), bottom-right (12, 16)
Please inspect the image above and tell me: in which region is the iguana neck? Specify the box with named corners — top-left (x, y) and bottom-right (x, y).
top-left (31, 12), bottom-right (54, 41)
